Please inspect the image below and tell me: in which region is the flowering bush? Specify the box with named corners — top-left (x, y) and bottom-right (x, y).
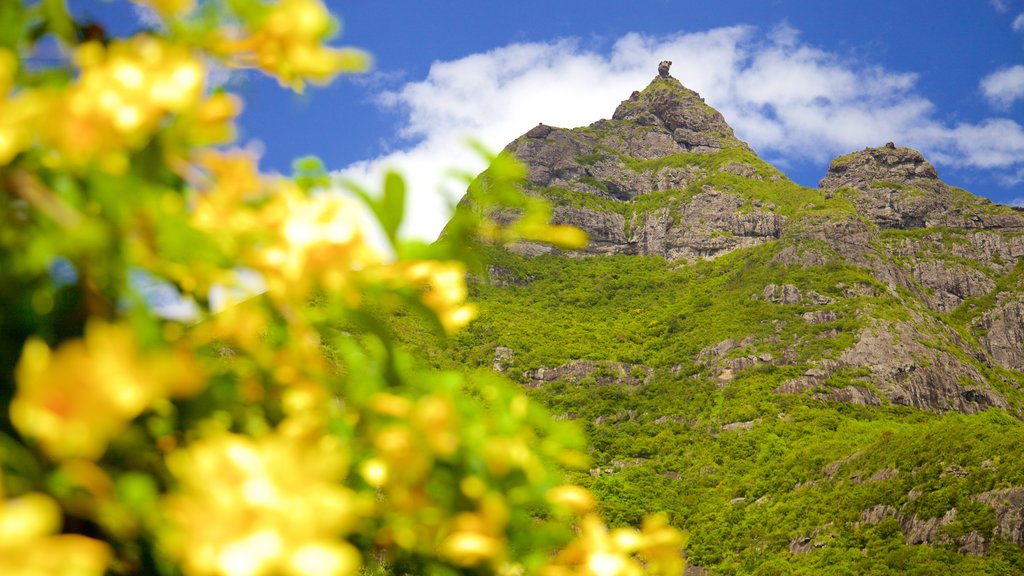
top-left (0, 1), bottom-right (684, 575)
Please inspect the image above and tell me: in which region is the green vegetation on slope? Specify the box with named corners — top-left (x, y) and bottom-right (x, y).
top-left (393, 241), bottom-right (1024, 575)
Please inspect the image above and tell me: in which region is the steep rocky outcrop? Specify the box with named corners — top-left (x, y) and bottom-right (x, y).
top-left (975, 488), bottom-right (1024, 547)
top-left (772, 320), bottom-right (1006, 413)
top-left (522, 359), bottom-right (653, 388)
top-left (629, 190), bottom-right (782, 261)
top-left (610, 76), bottom-right (751, 153)
top-left (976, 297), bottom-right (1024, 371)
top-left (858, 505), bottom-right (986, 555)
top-left (498, 72), bottom-right (782, 261)
top-left (820, 145), bottom-right (1024, 231)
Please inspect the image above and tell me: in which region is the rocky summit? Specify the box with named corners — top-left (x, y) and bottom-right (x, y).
top-left (435, 65), bottom-right (1024, 573)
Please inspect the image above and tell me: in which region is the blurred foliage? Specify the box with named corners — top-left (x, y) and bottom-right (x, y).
top-left (0, 1), bottom-right (683, 575)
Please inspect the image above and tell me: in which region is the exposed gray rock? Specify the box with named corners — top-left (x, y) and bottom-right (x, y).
top-left (492, 346), bottom-right (515, 372)
top-left (975, 488), bottom-right (1024, 547)
top-left (869, 468), bottom-right (899, 482)
top-left (805, 291), bottom-right (834, 305)
top-left (858, 505), bottom-right (987, 555)
top-left (773, 319), bottom-right (1006, 414)
top-left (523, 359), bottom-right (653, 387)
top-left (658, 60), bottom-right (672, 77)
top-left (763, 284), bottom-right (802, 304)
top-left (722, 419), bottom-right (757, 432)
top-left (823, 386), bottom-right (882, 406)
top-left (631, 192), bottom-right (783, 261)
top-left (593, 410), bottom-right (638, 426)
top-left (975, 298), bottom-right (1024, 371)
top-left (684, 565), bottom-right (711, 576)
top-left (789, 524), bottom-right (835, 555)
top-left (900, 509), bottom-right (958, 547)
top-left (550, 206), bottom-right (629, 254)
top-left (820, 145), bottom-right (939, 192)
top-left (723, 353), bottom-right (774, 372)
top-left (487, 265), bottom-right (531, 287)
top-left (526, 123), bottom-right (554, 139)
top-left (837, 322), bottom-right (1006, 413)
top-left (820, 145), bottom-right (1024, 231)
top-left (653, 414), bottom-right (695, 425)
top-left (802, 310), bottom-right (839, 325)
top-left (860, 504), bottom-right (898, 524)
top-left (720, 161), bottom-right (760, 179)
top-left (612, 76), bottom-right (751, 153)
top-left (908, 259), bottom-right (995, 313)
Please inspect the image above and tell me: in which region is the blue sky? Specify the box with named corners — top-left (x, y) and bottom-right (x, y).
top-left (77, 0), bottom-right (1024, 239)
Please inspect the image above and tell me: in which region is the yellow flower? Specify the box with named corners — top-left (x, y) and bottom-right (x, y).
top-left (46, 36), bottom-right (207, 169)
top-left (190, 150), bottom-right (267, 226)
top-left (253, 188), bottom-right (380, 297)
top-left (0, 486), bottom-right (110, 575)
top-left (398, 261), bottom-right (477, 334)
top-left (635, 514), bottom-right (687, 576)
top-left (163, 432), bottom-right (365, 576)
top-left (440, 495), bottom-right (509, 568)
top-left (11, 321), bottom-right (201, 460)
top-left (546, 485), bottom-right (597, 514)
top-left (413, 394), bottom-right (459, 457)
top-left (213, 0), bottom-right (369, 91)
top-left (543, 513), bottom-right (685, 576)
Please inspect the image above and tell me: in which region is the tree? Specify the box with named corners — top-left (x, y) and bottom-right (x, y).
top-left (0, 1), bottom-right (684, 575)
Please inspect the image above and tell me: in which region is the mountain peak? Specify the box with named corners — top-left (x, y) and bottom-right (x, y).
top-left (611, 70), bottom-right (750, 152)
top-left (819, 143), bottom-right (940, 191)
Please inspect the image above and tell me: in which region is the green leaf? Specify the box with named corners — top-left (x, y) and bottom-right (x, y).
top-left (380, 171), bottom-right (406, 244)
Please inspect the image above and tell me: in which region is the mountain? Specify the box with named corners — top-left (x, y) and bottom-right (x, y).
top-left (435, 65), bottom-right (1024, 574)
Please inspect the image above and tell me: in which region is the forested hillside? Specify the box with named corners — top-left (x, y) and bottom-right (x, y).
top-left (414, 65), bottom-right (1024, 575)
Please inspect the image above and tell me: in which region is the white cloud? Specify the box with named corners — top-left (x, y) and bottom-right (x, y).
top-left (981, 65), bottom-right (1024, 108)
top-left (991, 0), bottom-right (1010, 13)
top-left (1011, 197), bottom-right (1024, 206)
top-left (336, 27), bottom-right (1024, 241)
top-left (1014, 13), bottom-right (1024, 32)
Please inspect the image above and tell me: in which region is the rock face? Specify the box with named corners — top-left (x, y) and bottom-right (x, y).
top-left (858, 505), bottom-right (986, 555)
top-left (522, 359), bottom-right (653, 388)
top-left (976, 298), bottom-right (1024, 371)
top-left (820, 145), bottom-right (1024, 231)
top-left (610, 76), bottom-right (750, 153)
top-left (836, 321), bottom-right (1006, 413)
top-left (629, 191), bottom-right (783, 261)
top-left (975, 488), bottom-right (1024, 547)
top-left (820, 145), bottom-right (940, 191)
top-left (497, 69), bottom-right (771, 261)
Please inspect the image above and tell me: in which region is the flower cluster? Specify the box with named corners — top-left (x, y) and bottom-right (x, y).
top-left (0, 36), bottom-right (236, 173)
top-left (162, 432), bottom-right (365, 576)
top-left (212, 0), bottom-right (370, 91)
top-left (545, 514), bottom-right (685, 576)
top-left (11, 321), bottom-right (201, 461)
top-left (0, 475), bottom-right (110, 576)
